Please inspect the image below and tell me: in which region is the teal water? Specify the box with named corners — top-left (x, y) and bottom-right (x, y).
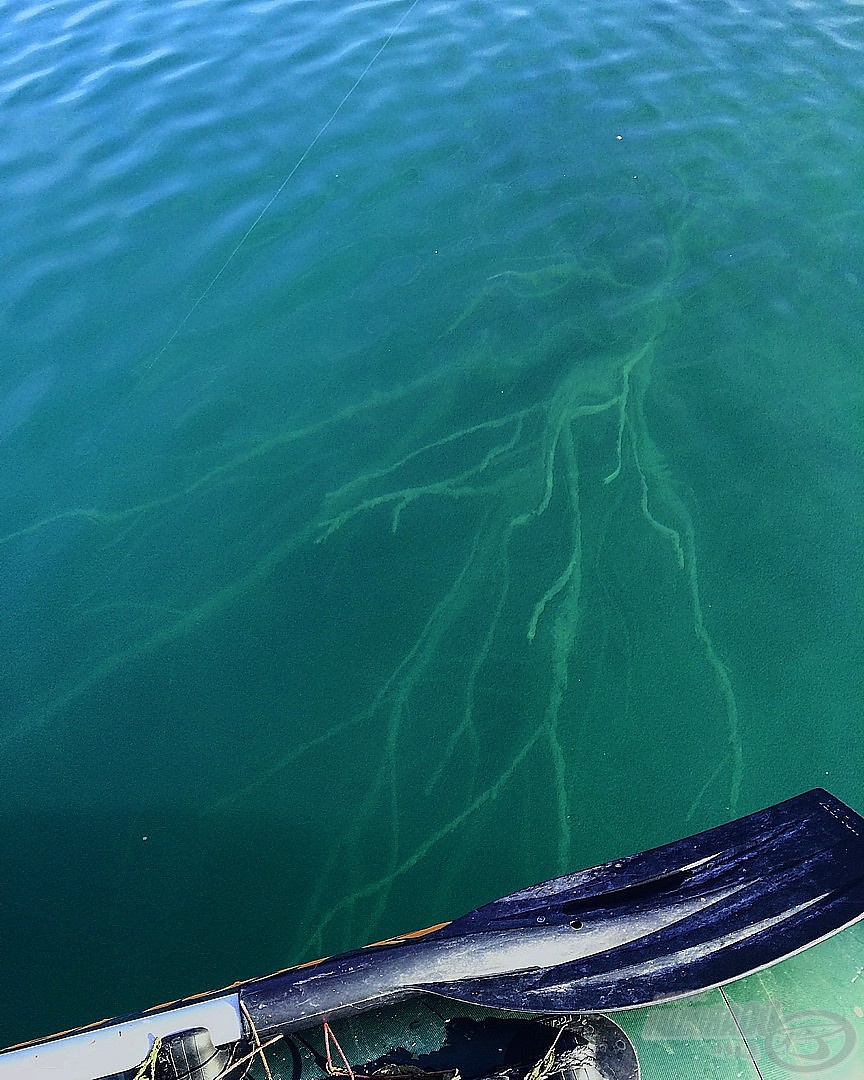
top-left (2, 0), bottom-right (863, 1049)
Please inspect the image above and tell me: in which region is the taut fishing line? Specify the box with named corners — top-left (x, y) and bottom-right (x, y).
top-left (143, 0), bottom-right (423, 376)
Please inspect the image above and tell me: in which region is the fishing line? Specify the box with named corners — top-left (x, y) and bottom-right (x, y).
top-left (146, 0), bottom-right (423, 373)
top-left (719, 986), bottom-right (765, 1080)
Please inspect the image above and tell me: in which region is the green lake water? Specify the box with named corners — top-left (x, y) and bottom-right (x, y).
top-left (1, 0), bottom-right (863, 1049)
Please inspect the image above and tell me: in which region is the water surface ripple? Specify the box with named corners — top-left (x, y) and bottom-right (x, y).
top-left (0, 0), bottom-right (862, 1049)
